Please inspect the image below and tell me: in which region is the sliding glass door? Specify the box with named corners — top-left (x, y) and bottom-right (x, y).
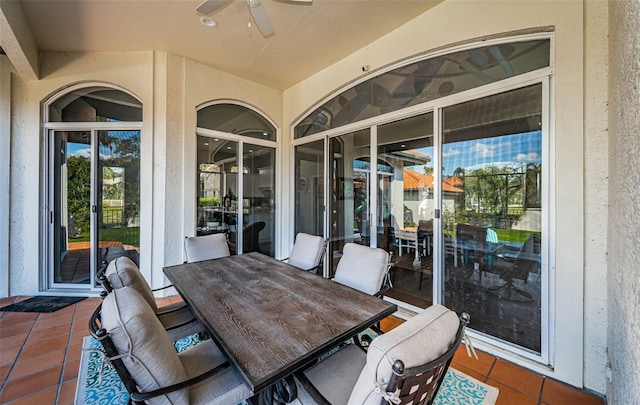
top-left (49, 129), bottom-right (140, 288)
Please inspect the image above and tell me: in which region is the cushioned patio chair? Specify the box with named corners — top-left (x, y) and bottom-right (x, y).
top-left (333, 242), bottom-right (392, 297)
top-left (90, 287), bottom-right (251, 405)
top-left (284, 233), bottom-right (326, 273)
top-left (101, 256), bottom-right (204, 342)
top-left (294, 305), bottom-right (469, 405)
top-left (184, 233), bottom-right (231, 263)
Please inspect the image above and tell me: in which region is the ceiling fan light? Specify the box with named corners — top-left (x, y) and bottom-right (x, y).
top-left (200, 16), bottom-right (218, 27)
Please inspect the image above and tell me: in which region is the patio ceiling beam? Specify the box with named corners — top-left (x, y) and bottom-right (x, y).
top-left (0, 1), bottom-right (39, 81)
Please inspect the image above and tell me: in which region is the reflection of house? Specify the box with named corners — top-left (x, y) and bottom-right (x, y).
top-left (402, 169), bottom-right (463, 222)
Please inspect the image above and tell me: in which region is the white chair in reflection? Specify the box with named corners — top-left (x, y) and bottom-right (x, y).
top-left (285, 233), bottom-right (327, 273)
top-left (184, 233), bottom-right (231, 263)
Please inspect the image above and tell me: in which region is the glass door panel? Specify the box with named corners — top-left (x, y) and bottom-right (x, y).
top-left (441, 84), bottom-right (543, 353)
top-left (242, 143), bottom-right (275, 256)
top-left (328, 129), bottom-right (370, 277)
top-left (196, 136), bottom-right (239, 254)
top-left (294, 140), bottom-right (325, 238)
top-left (97, 130), bottom-right (141, 267)
top-left (52, 131), bottom-right (92, 286)
top-left (377, 113), bottom-right (434, 308)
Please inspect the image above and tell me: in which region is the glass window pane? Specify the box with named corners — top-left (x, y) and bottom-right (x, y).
top-left (295, 140), bottom-right (325, 238)
top-left (196, 136), bottom-right (239, 255)
top-left (377, 113), bottom-right (434, 308)
top-left (97, 130), bottom-right (141, 266)
top-left (197, 104), bottom-right (276, 141)
top-left (49, 87), bottom-right (142, 122)
top-left (242, 143), bottom-right (275, 256)
top-left (295, 39), bottom-right (549, 138)
top-left (441, 84), bottom-right (543, 353)
top-left (328, 129), bottom-right (370, 277)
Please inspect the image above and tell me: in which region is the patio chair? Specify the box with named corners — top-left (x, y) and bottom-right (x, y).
top-left (90, 287), bottom-right (251, 405)
top-left (242, 221), bottom-right (266, 254)
top-left (333, 242), bottom-right (392, 297)
top-left (294, 305), bottom-right (469, 405)
top-left (101, 256), bottom-right (205, 342)
top-left (284, 233), bottom-right (326, 273)
top-left (184, 233), bottom-right (231, 263)
top-left (487, 233), bottom-right (541, 302)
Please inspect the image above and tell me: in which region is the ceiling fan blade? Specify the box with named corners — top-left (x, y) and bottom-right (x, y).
top-left (196, 0), bottom-right (231, 15)
top-left (247, 0), bottom-right (275, 37)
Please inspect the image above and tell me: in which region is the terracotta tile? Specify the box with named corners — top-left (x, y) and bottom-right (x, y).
top-left (33, 312), bottom-right (74, 330)
top-left (0, 296), bottom-right (19, 307)
top-left (10, 348), bottom-right (66, 379)
top-left (0, 311), bottom-right (39, 326)
top-left (58, 379), bottom-right (78, 405)
top-left (27, 323), bottom-right (71, 342)
top-left (66, 342), bottom-right (83, 362)
top-left (0, 344), bottom-right (21, 367)
top-left (452, 346), bottom-right (496, 376)
top-left (4, 386), bottom-right (58, 405)
top-left (20, 335), bottom-right (69, 359)
top-left (62, 358), bottom-right (80, 382)
top-left (0, 321), bottom-right (33, 340)
top-left (37, 304), bottom-right (76, 320)
top-left (380, 316), bottom-right (404, 332)
top-left (490, 380), bottom-right (538, 405)
top-left (0, 365), bottom-right (62, 403)
top-left (488, 359), bottom-right (543, 398)
top-left (0, 333), bottom-right (28, 351)
top-left (541, 378), bottom-right (604, 405)
top-left (0, 363), bottom-right (12, 385)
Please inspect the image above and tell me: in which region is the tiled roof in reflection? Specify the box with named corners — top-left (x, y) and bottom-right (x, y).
top-left (403, 169), bottom-right (463, 193)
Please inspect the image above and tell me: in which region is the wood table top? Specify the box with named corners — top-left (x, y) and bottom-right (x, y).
top-left (164, 252), bottom-right (397, 393)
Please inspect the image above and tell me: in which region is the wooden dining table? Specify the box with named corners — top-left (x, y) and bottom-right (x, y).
top-left (163, 252), bottom-right (397, 394)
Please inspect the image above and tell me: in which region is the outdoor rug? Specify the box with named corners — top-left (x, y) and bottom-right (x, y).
top-left (0, 296), bottom-right (86, 313)
top-left (76, 333), bottom-right (498, 405)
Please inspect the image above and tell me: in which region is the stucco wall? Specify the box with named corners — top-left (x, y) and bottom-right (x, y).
top-left (583, 0), bottom-right (609, 394)
top-left (607, 0), bottom-right (640, 403)
top-left (283, 0), bottom-right (598, 391)
top-left (7, 51), bottom-right (282, 294)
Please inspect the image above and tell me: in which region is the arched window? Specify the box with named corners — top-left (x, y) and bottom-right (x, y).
top-left (195, 102), bottom-right (277, 257)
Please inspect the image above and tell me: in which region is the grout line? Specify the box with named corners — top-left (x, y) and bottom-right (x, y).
top-left (538, 376), bottom-right (546, 405)
top-left (55, 302), bottom-right (78, 404)
top-left (0, 310), bottom-right (39, 394)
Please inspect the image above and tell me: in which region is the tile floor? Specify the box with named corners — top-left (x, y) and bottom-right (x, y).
top-left (0, 296), bottom-right (605, 405)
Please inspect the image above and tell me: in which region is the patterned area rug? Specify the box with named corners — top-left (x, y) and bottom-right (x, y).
top-left (75, 333), bottom-right (498, 405)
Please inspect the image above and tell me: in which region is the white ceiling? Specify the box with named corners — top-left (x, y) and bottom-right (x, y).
top-left (4, 0), bottom-right (442, 90)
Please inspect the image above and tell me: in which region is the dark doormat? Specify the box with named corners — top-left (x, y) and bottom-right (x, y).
top-left (0, 296), bottom-right (86, 313)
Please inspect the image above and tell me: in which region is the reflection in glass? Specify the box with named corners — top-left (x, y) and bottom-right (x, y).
top-left (441, 84), bottom-right (543, 353)
top-left (243, 143), bottom-right (276, 256)
top-left (196, 137), bottom-right (239, 254)
top-left (328, 129), bottom-right (370, 277)
top-left (295, 39), bottom-right (550, 138)
top-left (49, 87), bottom-right (142, 122)
top-left (197, 104), bottom-right (276, 141)
top-left (377, 113), bottom-right (434, 308)
top-left (295, 140), bottom-right (325, 239)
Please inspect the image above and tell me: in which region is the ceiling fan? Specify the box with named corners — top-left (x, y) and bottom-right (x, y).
top-left (196, 0), bottom-right (311, 38)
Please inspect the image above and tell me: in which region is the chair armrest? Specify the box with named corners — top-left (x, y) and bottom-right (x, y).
top-left (152, 284), bottom-right (175, 292)
top-left (130, 361), bottom-right (231, 402)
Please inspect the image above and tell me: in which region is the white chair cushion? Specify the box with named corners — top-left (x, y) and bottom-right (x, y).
top-left (179, 340), bottom-right (252, 405)
top-left (333, 243), bottom-right (389, 295)
top-left (102, 287), bottom-right (188, 405)
top-left (287, 233), bottom-right (325, 271)
top-left (184, 233), bottom-right (231, 263)
top-left (105, 256), bottom-right (158, 313)
top-left (348, 305), bottom-right (460, 405)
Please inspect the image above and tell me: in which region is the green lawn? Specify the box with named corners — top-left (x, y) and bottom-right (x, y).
top-left (70, 227), bottom-right (140, 247)
top-left (493, 228), bottom-right (538, 243)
